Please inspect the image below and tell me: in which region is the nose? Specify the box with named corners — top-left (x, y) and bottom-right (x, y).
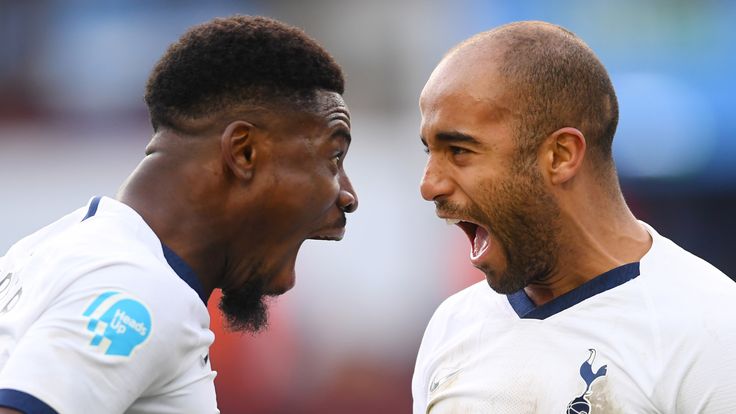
top-left (338, 175), bottom-right (358, 213)
top-left (420, 156), bottom-right (452, 201)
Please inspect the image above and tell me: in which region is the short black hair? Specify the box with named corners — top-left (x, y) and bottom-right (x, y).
top-left (144, 15), bottom-right (345, 132)
top-left (480, 22), bottom-right (619, 170)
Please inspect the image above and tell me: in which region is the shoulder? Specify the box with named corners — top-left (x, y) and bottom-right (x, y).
top-left (638, 222), bottom-right (736, 314)
top-left (434, 280), bottom-right (497, 318)
top-left (636, 223), bottom-right (736, 409)
top-left (26, 197), bottom-right (183, 294)
top-left (9, 197), bottom-right (207, 336)
top-left (420, 280), bottom-right (505, 350)
top-left (413, 280), bottom-right (507, 408)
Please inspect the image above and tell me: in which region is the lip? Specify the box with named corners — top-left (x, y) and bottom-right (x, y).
top-left (307, 226), bottom-right (346, 241)
top-left (437, 214), bottom-right (477, 238)
top-left (307, 215), bottom-right (347, 241)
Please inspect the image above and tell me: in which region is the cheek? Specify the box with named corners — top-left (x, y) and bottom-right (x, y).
top-left (470, 174), bottom-right (518, 223)
top-left (288, 171), bottom-right (340, 220)
top-left (309, 175), bottom-right (341, 210)
top-left (463, 172), bottom-right (501, 206)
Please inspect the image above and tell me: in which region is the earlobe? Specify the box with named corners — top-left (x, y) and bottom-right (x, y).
top-left (221, 120), bottom-right (257, 182)
top-left (545, 127), bottom-right (586, 185)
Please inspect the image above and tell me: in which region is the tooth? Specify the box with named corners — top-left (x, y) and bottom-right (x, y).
top-left (445, 218), bottom-right (460, 225)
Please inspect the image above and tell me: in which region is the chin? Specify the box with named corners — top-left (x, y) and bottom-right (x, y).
top-left (266, 283), bottom-right (292, 296)
top-left (481, 266), bottom-right (524, 295)
top-left (264, 267), bottom-right (296, 295)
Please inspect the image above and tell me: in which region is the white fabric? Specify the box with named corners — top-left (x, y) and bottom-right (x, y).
top-left (0, 197), bottom-right (218, 413)
top-left (412, 222), bottom-right (736, 413)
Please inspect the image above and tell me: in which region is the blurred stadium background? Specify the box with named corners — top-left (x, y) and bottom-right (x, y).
top-left (1, 1), bottom-right (734, 412)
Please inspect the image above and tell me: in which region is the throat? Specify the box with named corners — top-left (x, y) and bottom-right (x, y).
top-left (521, 269), bottom-right (571, 306)
top-left (523, 285), bottom-right (557, 307)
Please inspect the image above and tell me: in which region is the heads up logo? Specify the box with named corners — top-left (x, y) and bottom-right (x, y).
top-left (566, 349), bottom-right (608, 414)
top-left (82, 291), bottom-right (152, 357)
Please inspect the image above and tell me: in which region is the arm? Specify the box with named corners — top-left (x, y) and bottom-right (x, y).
top-left (0, 264), bottom-right (170, 413)
top-left (673, 325), bottom-right (736, 413)
top-left (653, 303), bottom-right (736, 413)
top-left (0, 408), bottom-right (22, 414)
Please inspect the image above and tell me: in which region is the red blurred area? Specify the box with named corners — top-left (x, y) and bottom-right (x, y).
top-left (207, 290), bottom-right (413, 414)
top-left (208, 289), bottom-right (300, 413)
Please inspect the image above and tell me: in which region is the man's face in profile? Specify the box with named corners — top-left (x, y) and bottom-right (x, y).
top-left (220, 91), bottom-right (358, 332)
top-left (419, 51), bottom-right (561, 294)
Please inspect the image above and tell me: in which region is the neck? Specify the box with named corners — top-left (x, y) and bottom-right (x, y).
top-left (116, 149), bottom-right (226, 300)
top-left (524, 187), bottom-right (652, 306)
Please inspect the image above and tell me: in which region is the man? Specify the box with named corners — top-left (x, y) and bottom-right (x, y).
top-left (413, 21), bottom-right (736, 413)
top-left (0, 15), bottom-right (357, 413)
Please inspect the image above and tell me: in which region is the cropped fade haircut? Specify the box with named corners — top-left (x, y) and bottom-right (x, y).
top-left (144, 15), bottom-right (345, 132)
top-left (466, 22), bottom-right (619, 172)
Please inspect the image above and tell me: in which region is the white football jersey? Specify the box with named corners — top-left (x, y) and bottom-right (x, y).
top-left (0, 197), bottom-right (218, 413)
top-left (413, 222), bottom-right (736, 413)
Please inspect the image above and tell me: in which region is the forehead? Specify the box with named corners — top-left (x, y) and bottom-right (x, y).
top-left (269, 91), bottom-right (351, 147)
top-left (420, 52), bottom-right (515, 140)
top-left (307, 91), bottom-right (350, 126)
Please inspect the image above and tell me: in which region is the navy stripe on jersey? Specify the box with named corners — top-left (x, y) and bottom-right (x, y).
top-left (507, 262), bottom-right (640, 320)
top-left (81, 196), bottom-right (102, 221)
top-left (82, 196), bottom-right (208, 305)
top-left (161, 244), bottom-right (207, 305)
top-left (0, 389), bottom-right (58, 414)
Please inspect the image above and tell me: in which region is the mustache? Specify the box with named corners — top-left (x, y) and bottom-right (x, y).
top-left (435, 199), bottom-right (490, 229)
top-left (434, 199), bottom-right (469, 217)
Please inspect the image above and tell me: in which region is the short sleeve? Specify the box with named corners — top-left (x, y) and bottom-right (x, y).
top-left (671, 317), bottom-right (736, 413)
top-left (412, 329), bottom-right (431, 414)
top-left (412, 301), bottom-right (450, 414)
top-left (0, 263), bottom-right (182, 413)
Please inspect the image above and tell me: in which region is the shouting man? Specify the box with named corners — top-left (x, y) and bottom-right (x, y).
top-left (413, 21), bottom-right (736, 413)
top-left (0, 15), bottom-right (357, 414)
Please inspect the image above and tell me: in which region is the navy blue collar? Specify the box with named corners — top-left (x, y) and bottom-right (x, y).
top-left (161, 244), bottom-right (208, 305)
top-left (507, 262), bottom-right (640, 320)
top-left (83, 196), bottom-right (208, 305)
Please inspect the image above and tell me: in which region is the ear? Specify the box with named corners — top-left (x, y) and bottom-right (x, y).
top-left (220, 120), bottom-right (258, 182)
top-left (541, 127), bottom-right (586, 185)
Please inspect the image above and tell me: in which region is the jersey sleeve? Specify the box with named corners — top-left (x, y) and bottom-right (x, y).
top-left (412, 298), bottom-right (453, 414)
top-left (0, 262), bottom-right (186, 413)
top-left (412, 325), bottom-right (432, 414)
top-left (670, 314), bottom-right (736, 413)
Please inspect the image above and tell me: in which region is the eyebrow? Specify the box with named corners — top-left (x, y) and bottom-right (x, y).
top-left (332, 127), bottom-right (352, 145)
top-left (421, 131), bottom-right (482, 147)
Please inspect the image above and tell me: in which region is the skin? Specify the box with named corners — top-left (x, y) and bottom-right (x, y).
top-left (419, 32), bottom-right (651, 306)
top-left (117, 90), bottom-right (357, 317)
top-left (0, 93), bottom-right (358, 414)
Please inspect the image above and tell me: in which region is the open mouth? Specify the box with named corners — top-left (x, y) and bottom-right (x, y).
top-left (308, 234), bottom-right (343, 241)
top-left (445, 218), bottom-right (490, 261)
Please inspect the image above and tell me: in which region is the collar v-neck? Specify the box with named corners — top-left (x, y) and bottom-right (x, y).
top-left (506, 262), bottom-right (640, 320)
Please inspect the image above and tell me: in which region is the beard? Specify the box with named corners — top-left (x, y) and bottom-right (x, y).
top-left (219, 275), bottom-right (272, 333)
top-left (439, 159), bottom-right (561, 294)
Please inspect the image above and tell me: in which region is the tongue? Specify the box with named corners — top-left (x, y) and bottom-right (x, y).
top-left (471, 226), bottom-right (490, 259)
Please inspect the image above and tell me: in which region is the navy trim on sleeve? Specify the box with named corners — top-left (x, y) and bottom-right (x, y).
top-left (507, 262), bottom-right (640, 320)
top-left (0, 389), bottom-right (58, 414)
top-left (161, 243), bottom-right (208, 305)
top-left (81, 196), bottom-right (102, 221)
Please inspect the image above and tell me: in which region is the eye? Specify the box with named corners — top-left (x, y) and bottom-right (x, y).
top-left (331, 151), bottom-right (344, 166)
top-left (449, 146), bottom-right (469, 155)
top-left (423, 146), bottom-right (430, 155)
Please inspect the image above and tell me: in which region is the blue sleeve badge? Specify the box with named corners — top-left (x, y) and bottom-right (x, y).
top-left (82, 291), bottom-right (152, 357)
